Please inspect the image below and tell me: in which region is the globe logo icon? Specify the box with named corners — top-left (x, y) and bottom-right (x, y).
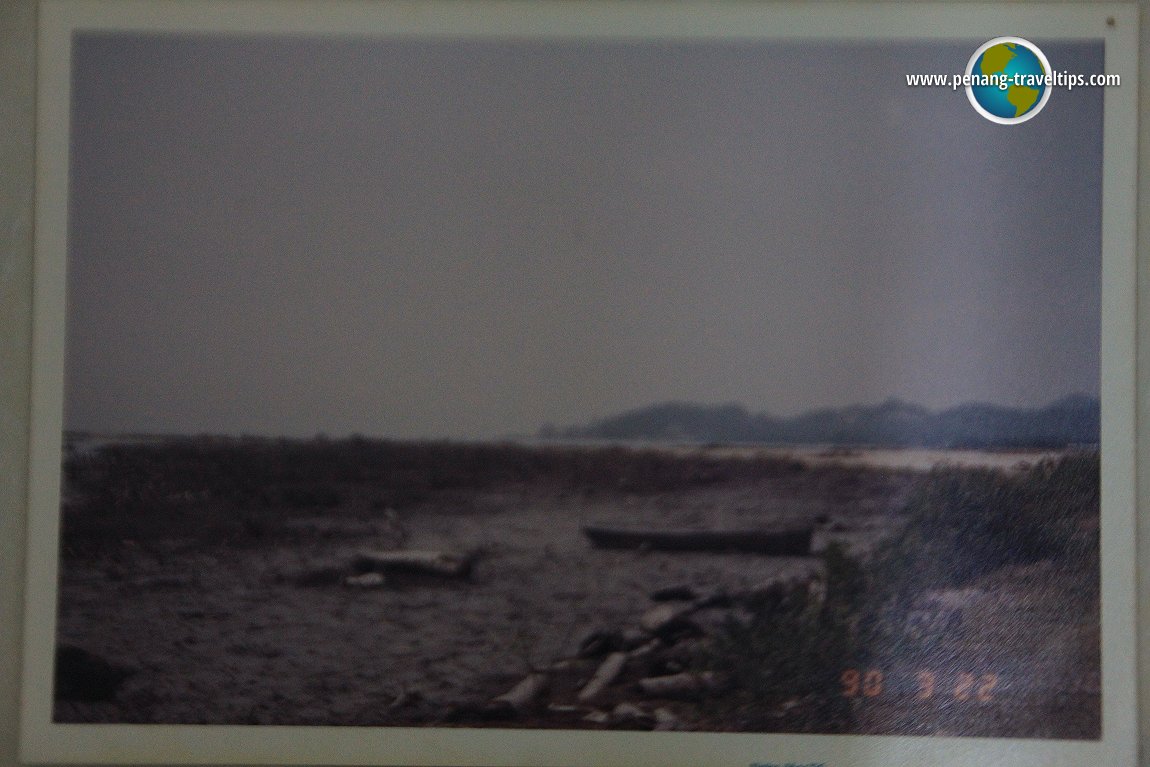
top-left (966, 37), bottom-right (1051, 124)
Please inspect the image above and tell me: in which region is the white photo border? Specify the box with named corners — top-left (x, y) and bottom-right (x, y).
top-left (20, 2), bottom-right (1140, 765)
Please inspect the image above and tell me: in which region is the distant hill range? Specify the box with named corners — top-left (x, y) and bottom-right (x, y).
top-left (544, 394), bottom-right (1100, 449)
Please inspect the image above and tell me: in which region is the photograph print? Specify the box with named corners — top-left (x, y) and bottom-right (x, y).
top-left (51, 25), bottom-right (1105, 742)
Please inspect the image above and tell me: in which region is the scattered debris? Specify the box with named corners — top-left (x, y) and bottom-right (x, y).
top-left (449, 571), bottom-right (819, 728)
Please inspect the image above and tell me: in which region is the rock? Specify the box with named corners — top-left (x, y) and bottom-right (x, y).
top-left (54, 645), bottom-right (134, 702)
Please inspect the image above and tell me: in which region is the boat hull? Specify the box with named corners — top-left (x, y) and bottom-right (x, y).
top-left (581, 526), bottom-right (814, 555)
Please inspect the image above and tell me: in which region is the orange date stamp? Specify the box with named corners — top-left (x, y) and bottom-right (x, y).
top-left (840, 668), bottom-right (999, 702)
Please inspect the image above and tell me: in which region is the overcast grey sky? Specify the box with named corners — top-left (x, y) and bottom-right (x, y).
top-left (65, 34), bottom-right (1103, 439)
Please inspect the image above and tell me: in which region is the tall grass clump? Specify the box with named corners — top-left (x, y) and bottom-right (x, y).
top-left (868, 452), bottom-right (1099, 600)
top-left (703, 453), bottom-right (1098, 730)
top-left (705, 543), bottom-right (864, 731)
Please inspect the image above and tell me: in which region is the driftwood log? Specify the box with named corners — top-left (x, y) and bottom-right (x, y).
top-left (489, 673), bottom-right (549, 714)
top-left (352, 550), bottom-right (476, 579)
top-left (448, 569), bottom-right (820, 728)
top-left (639, 604), bottom-right (701, 640)
top-left (637, 671), bottom-right (717, 699)
top-left (343, 572), bottom-right (386, 588)
top-left (609, 702), bottom-right (655, 729)
top-left (577, 652), bottom-right (628, 702)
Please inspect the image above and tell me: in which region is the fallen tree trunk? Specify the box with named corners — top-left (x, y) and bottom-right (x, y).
top-left (577, 652), bottom-right (628, 702)
top-left (351, 550), bottom-right (476, 579)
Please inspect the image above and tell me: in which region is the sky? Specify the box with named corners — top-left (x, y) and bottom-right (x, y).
top-left (65, 33), bottom-right (1104, 439)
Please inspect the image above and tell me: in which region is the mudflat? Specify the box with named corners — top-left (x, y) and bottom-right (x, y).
top-left (52, 438), bottom-right (1099, 737)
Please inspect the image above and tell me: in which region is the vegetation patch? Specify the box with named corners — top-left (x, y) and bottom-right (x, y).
top-left (868, 451), bottom-right (1099, 598)
top-left (59, 436), bottom-right (809, 555)
top-left (700, 453), bottom-right (1099, 731)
